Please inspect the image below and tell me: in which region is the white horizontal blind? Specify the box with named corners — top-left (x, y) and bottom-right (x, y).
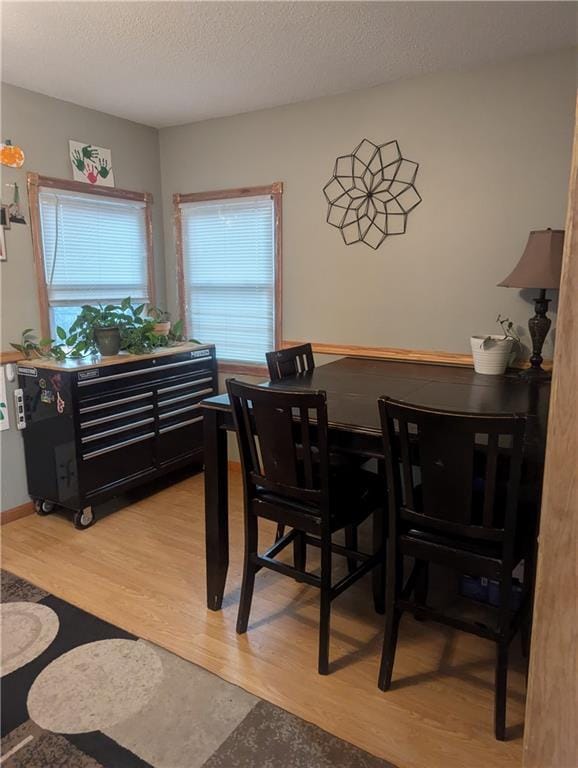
top-left (39, 188), bottom-right (149, 332)
top-left (181, 196), bottom-right (275, 364)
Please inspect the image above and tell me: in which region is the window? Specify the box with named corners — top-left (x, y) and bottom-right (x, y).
top-left (28, 174), bottom-right (154, 337)
top-left (175, 184), bottom-right (282, 370)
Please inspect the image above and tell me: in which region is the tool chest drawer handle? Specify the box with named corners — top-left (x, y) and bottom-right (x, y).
top-left (79, 391), bottom-right (153, 414)
top-left (158, 388), bottom-right (213, 408)
top-left (78, 357), bottom-right (212, 386)
top-left (81, 404), bottom-right (154, 428)
top-left (83, 432), bottom-right (155, 460)
top-left (158, 403), bottom-right (202, 420)
top-left (81, 417), bottom-right (155, 444)
top-left (159, 416), bottom-right (203, 434)
top-left (157, 376), bottom-right (213, 395)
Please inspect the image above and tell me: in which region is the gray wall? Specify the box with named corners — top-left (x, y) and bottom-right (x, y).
top-left (1, 48), bottom-right (575, 512)
top-left (159, 48), bottom-right (575, 355)
top-left (0, 84), bottom-right (164, 512)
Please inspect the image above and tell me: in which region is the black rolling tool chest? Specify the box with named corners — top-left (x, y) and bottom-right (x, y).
top-left (17, 343), bottom-right (217, 528)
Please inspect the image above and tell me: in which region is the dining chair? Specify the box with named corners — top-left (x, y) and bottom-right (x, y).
top-left (266, 342), bottom-right (364, 566)
top-left (266, 343), bottom-right (315, 544)
top-left (227, 378), bottom-right (386, 675)
top-left (377, 397), bottom-right (537, 740)
top-left (266, 343), bottom-right (315, 381)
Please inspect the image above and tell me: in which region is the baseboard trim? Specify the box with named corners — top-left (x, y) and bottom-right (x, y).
top-left (1, 501), bottom-right (35, 525)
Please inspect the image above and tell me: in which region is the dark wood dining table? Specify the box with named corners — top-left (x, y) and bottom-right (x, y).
top-left (200, 357), bottom-right (550, 610)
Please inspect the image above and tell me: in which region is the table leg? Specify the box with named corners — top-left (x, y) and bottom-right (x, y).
top-left (203, 409), bottom-right (229, 610)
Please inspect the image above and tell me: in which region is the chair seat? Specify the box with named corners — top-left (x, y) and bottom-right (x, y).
top-left (256, 466), bottom-right (382, 532)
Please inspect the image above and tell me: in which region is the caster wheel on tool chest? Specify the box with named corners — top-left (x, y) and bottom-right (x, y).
top-left (73, 507), bottom-right (95, 530)
top-left (34, 499), bottom-right (56, 516)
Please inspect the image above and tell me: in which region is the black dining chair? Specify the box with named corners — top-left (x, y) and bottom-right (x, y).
top-left (266, 343), bottom-right (316, 544)
top-left (227, 378), bottom-right (386, 675)
top-left (266, 343), bottom-right (315, 381)
top-left (266, 342), bottom-right (365, 565)
top-left (377, 397), bottom-right (537, 740)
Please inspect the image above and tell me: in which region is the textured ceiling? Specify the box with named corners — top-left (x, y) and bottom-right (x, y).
top-left (2, 1), bottom-right (576, 128)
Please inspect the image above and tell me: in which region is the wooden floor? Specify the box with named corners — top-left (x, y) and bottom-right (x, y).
top-left (1, 468), bottom-right (527, 768)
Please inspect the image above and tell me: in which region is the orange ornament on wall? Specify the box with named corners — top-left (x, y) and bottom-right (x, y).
top-left (0, 140), bottom-right (25, 169)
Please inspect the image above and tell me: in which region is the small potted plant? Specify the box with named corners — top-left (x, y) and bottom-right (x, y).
top-left (69, 303), bottom-right (127, 356)
top-left (147, 306), bottom-right (171, 336)
top-left (470, 315), bottom-right (520, 375)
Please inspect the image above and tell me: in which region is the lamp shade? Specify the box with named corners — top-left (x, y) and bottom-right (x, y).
top-left (498, 229), bottom-right (564, 290)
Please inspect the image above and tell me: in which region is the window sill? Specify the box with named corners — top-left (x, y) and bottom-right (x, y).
top-left (218, 361), bottom-right (269, 377)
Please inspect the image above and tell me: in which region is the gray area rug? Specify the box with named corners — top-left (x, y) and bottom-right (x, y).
top-left (1, 571), bottom-right (395, 768)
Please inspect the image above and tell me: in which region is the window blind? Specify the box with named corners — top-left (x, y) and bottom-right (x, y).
top-left (38, 188), bottom-right (149, 332)
top-left (181, 195), bottom-right (275, 364)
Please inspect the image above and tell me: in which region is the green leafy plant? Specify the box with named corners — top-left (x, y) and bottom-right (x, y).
top-left (10, 328), bottom-right (85, 361)
top-left (11, 299), bottom-right (191, 361)
top-left (69, 302), bottom-right (129, 342)
top-left (170, 319), bottom-right (186, 340)
top-left (120, 324), bottom-right (158, 354)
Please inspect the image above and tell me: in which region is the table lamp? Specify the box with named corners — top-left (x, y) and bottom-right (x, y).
top-left (498, 229), bottom-right (564, 378)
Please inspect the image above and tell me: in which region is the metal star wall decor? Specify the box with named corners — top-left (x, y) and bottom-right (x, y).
top-left (323, 138), bottom-right (422, 250)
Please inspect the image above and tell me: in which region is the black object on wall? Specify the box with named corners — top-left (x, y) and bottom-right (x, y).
top-left (322, 138), bottom-right (421, 249)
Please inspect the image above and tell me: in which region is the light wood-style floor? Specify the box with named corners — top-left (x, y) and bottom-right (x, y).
top-left (2, 468), bottom-right (526, 768)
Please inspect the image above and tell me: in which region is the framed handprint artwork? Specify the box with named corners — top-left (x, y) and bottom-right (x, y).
top-left (69, 140), bottom-right (115, 187)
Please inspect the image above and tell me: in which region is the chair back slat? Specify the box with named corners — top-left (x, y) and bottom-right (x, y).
top-left (241, 397), bottom-right (261, 474)
top-left (299, 407), bottom-right (315, 488)
top-left (418, 414), bottom-right (474, 523)
top-left (252, 397), bottom-right (300, 486)
top-left (227, 379), bottom-right (330, 513)
top-left (398, 419), bottom-right (415, 510)
top-left (266, 343), bottom-right (315, 381)
top-left (483, 433), bottom-right (499, 528)
top-left (378, 397), bottom-right (527, 544)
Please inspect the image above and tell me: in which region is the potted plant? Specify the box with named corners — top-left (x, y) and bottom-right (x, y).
top-left (69, 303), bottom-right (127, 356)
top-left (10, 328), bottom-right (88, 361)
top-left (470, 315), bottom-right (520, 375)
top-left (11, 300), bottom-right (190, 363)
top-left (147, 305), bottom-right (171, 336)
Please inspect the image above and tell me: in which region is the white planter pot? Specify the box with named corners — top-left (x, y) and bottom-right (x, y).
top-left (470, 335), bottom-right (516, 375)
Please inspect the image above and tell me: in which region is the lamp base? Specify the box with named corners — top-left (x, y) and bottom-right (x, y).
top-left (523, 289), bottom-right (552, 380)
top-left (518, 366), bottom-right (551, 382)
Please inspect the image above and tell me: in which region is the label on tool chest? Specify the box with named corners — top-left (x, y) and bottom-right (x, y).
top-left (78, 369), bottom-right (99, 381)
top-left (191, 349), bottom-right (210, 359)
top-left (18, 366), bottom-right (38, 377)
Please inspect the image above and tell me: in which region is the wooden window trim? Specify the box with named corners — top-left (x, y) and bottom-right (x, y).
top-left (27, 172), bottom-right (155, 339)
top-left (174, 183), bottom-right (283, 375)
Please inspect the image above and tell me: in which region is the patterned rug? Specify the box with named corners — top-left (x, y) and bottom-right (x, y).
top-left (1, 571), bottom-right (394, 768)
